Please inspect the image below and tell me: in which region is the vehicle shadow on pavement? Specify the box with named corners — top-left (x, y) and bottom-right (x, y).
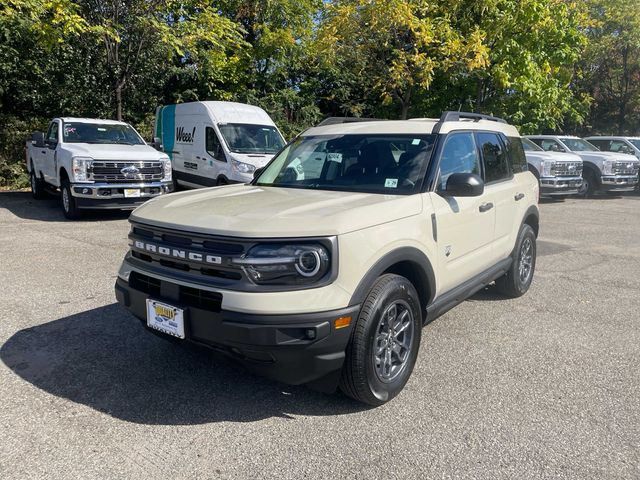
top-left (0, 304), bottom-right (366, 424)
top-left (0, 191), bottom-right (131, 222)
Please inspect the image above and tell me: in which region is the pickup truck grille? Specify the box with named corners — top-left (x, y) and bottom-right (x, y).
top-left (91, 161), bottom-right (164, 182)
top-left (551, 161), bottom-right (582, 177)
top-left (613, 161), bottom-right (639, 176)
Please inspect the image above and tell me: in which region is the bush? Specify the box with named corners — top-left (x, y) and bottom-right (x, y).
top-left (0, 117), bottom-right (47, 189)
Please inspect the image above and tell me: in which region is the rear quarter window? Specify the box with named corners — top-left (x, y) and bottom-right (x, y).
top-left (505, 136), bottom-right (528, 173)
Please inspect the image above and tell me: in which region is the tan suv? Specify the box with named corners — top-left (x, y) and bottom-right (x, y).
top-left (115, 112), bottom-right (540, 405)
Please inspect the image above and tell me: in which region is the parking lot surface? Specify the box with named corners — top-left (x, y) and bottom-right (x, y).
top-left (0, 191), bottom-right (639, 479)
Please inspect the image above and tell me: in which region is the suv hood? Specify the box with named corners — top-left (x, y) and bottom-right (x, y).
top-left (130, 184), bottom-right (423, 237)
top-left (61, 143), bottom-right (168, 160)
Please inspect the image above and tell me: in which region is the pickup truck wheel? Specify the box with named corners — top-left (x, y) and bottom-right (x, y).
top-left (61, 180), bottom-right (82, 220)
top-left (339, 274), bottom-right (421, 406)
top-left (578, 170), bottom-right (597, 197)
top-left (495, 224), bottom-right (536, 298)
top-left (30, 171), bottom-right (46, 199)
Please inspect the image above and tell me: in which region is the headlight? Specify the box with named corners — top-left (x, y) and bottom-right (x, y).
top-left (602, 160), bottom-right (615, 175)
top-left (231, 158), bottom-right (256, 174)
top-left (161, 158), bottom-right (172, 181)
top-left (233, 243), bottom-right (330, 285)
top-left (72, 157), bottom-right (93, 182)
top-left (541, 160), bottom-right (555, 177)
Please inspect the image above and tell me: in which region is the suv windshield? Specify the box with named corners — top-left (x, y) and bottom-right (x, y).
top-left (522, 138), bottom-right (543, 152)
top-left (62, 122), bottom-right (145, 145)
top-left (218, 123), bottom-right (285, 154)
top-left (254, 134), bottom-right (436, 194)
top-left (561, 138), bottom-right (599, 152)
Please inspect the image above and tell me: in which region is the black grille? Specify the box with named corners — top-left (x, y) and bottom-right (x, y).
top-left (91, 161), bottom-right (164, 182)
top-left (180, 286), bottom-right (223, 312)
top-left (129, 271), bottom-right (161, 296)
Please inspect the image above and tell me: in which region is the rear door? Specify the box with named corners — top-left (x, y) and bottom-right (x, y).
top-left (430, 131), bottom-right (496, 293)
top-left (476, 132), bottom-right (520, 262)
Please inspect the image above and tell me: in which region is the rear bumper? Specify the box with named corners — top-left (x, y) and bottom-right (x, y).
top-left (114, 277), bottom-right (359, 387)
top-left (539, 176), bottom-right (583, 196)
top-left (72, 181), bottom-right (173, 209)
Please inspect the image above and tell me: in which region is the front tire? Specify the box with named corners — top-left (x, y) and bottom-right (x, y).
top-left (495, 224), bottom-right (536, 298)
top-left (339, 274), bottom-right (422, 406)
top-left (578, 169), bottom-right (597, 197)
top-left (61, 180), bottom-right (81, 220)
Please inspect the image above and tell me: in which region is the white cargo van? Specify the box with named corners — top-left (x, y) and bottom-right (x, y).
top-left (155, 101), bottom-right (286, 187)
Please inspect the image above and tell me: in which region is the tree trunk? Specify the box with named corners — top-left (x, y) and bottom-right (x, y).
top-left (115, 83), bottom-right (123, 121)
top-left (475, 77), bottom-right (484, 113)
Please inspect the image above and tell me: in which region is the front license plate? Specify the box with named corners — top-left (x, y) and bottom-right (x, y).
top-left (146, 299), bottom-right (185, 339)
top-left (124, 188), bottom-right (141, 198)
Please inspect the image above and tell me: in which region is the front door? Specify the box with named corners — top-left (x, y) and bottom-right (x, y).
top-left (205, 125), bottom-right (227, 185)
top-left (44, 121), bottom-right (59, 184)
top-left (430, 131), bottom-right (496, 294)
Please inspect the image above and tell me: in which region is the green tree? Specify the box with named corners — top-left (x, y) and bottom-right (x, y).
top-left (315, 0), bottom-right (488, 119)
top-left (430, 0), bottom-right (589, 133)
top-left (579, 0), bottom-right (640, 134)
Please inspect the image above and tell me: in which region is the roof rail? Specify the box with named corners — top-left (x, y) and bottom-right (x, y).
top-left (315, 117), bottom-right (385, 127)
top-left (433, 111), bottom-right (507, 134)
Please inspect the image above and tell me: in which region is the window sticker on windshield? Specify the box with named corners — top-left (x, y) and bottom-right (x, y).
top-left (385, 178), bottom-right (398, 188)
top-left (411, 138), bottom-right (421, 145)
top-left (327, 153), bottom-right (343, 162)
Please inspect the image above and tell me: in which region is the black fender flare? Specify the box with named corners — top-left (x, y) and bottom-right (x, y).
top-left (349, 247), bottom-right (436, 309)
top-left (520, 204), bottom-right (540, 239)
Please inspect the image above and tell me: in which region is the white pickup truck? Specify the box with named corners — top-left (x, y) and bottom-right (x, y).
top-left (26, 117), bottom-right (173, 219)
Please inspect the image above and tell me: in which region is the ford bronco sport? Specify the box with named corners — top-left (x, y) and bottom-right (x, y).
top-left (115, 112), bottom-right (540, 406)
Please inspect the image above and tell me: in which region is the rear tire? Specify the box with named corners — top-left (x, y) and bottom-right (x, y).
top-left (30, 170), bottom-right (46, 199)
top-left (339, 274), bottom-right (422, 406)
top-left (495, 224), bottom-right (536, 298)
top-left (216, 176), bottom-right (228, 186)
top-left (61, 180), bottom-right (82, 220)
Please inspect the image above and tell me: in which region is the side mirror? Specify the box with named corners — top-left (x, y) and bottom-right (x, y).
top-left (253, 167), bottom-right (264, 181)
top-left (444, 173), bottom-right (484, 197)
top-left (32, 132), bottom-right (45, 148)
top-left (151, 137), bottom-right (162, 150)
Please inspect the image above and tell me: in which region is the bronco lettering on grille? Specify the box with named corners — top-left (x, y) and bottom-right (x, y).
top-left (133, 240), bottom-right (222, 264)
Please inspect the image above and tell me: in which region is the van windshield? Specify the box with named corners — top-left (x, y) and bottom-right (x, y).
top-left (62, 122), bottom-right (145, 145)
top-left (254, 134), bottom-right (436, 195)
top-left (218, 123), bottom-right (285, 154)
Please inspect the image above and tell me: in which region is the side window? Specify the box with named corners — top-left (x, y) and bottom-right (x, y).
top-left (46, 122), bottom-right (59, 145)
top-left (476, 132), bottom-right (510, 183)
top-left (588, 139), bottom-right (609, 151)
top-left (206, 127), bottom-right (224, 161)
top-left (505, 136), bottom-right (528, 173)
top-left (437, 132), bottom-right (481, 190)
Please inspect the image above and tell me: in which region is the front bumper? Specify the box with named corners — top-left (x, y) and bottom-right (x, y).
top-left (71, 181), bottom-right (173, 209)
top-left (114, 277), bottom-right (359, 388)
top-left (539, 176), bottom-right (583, 196)
top-left (600, 175), bottom-right (638, 191)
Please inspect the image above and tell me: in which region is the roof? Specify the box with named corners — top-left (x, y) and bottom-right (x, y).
top-left (585, 135), bottom-right (640, 140)
top-left (303, 117), bottom-right (520, 137)
top-left (526, 135), bottom-right (581, 139)
top-left (57, 117), bottom-right (129, 125)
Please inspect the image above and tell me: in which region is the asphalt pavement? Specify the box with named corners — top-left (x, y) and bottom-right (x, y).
top-left (0, 191), bottom-right (638, 479)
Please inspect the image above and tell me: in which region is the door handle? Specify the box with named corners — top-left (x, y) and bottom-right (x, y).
top-left (479, 202), bottom-right (494, 213)
top-left (41, 150), bottom-right (46, 154)
top-left (514, 193), bottom-right (525, 201)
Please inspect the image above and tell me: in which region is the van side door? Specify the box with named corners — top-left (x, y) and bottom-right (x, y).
top-left (429, 131), bottom-right (496, 293)
top-left (205, 125), bottom-right (227, 185)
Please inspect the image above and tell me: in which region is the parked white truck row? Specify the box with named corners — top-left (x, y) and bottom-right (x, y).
top-left (26, 102), bottom-right (640, 219)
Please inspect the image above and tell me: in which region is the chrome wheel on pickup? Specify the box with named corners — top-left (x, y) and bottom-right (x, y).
top-left (340, 274), bottom-right (421, 406)
top-left (61, 179), bottom-right (81, 220)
